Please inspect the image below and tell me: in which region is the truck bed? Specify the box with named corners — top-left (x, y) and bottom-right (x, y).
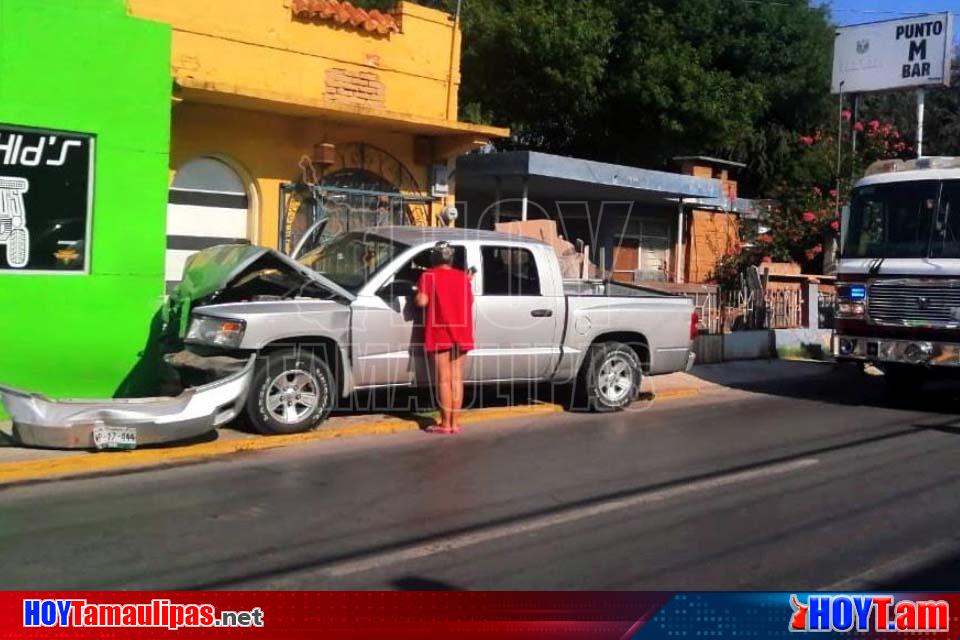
top-left (562, 279), bottom-right (671, 298)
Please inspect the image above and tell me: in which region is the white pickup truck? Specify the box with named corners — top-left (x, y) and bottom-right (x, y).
top-left (1, 226), bottom-right (697, 448)
top-left (174, 227), bottom-right (698, 434)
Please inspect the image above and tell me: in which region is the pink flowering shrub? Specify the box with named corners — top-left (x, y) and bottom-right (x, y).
top-left (713, 117), bottom-right (911, 283)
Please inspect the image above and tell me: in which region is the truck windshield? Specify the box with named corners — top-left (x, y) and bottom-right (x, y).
top-left (297, 231), bottom-right (408, 294)
top-left (843, 180), bottom-right (941, 259)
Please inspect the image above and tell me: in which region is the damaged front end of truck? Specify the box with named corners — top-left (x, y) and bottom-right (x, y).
top-left (0, 244), bottom-right (347, 450)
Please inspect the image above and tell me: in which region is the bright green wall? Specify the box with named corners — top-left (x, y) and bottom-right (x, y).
top-left (0, 0), bottom-right (171, 401)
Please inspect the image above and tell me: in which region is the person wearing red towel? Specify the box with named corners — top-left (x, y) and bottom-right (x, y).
top-left (415, 241), bottom-right (475, 434)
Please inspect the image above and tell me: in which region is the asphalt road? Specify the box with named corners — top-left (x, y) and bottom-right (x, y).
top-left (5, 362), bottom-right (960, 590)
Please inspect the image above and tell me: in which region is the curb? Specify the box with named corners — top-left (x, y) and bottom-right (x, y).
top-left (0, 387), bottom-right (703, 488)
top-left (0, 403), bottom-right (564, 488)
top-left (636, 387), bottom-right (702, 402)
top-left (649, 387), bottom-right (701, 400)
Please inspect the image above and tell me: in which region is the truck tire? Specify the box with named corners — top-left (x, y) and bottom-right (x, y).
top-left (246, 348), bottom-right (336, 435)
top-left (576, 341), bottom-right (642, 412)
top-left (6, 228), bottom-right (29, 268)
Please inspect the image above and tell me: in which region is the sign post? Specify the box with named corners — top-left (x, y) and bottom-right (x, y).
top-left (917, 88), bottom-right (926, 157)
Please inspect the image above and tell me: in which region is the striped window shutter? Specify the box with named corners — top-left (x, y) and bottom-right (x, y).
top-left (166, 157), bottom-right (250, 293)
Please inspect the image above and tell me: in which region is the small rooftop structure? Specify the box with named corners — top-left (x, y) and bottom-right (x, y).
top-left (672, 156), bottom-right (747, 171)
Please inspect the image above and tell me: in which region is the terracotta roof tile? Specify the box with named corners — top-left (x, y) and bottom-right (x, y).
top-left (292, 0), bottom-right (400, 34)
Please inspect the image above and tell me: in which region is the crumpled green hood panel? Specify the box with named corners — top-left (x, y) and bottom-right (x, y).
top-left (165, 245), bottom-right (266, 337)
top-left (176, 245), bottom-right (267, 303)
top-left (163, 244), bottom-right (354, 337)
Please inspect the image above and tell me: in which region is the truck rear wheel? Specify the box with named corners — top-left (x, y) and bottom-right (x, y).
top-left (576, 341), bottom-right (642, 412)
top-left (246, 349), bottom-right (336, 435)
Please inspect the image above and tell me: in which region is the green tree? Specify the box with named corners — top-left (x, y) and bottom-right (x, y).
top-left (355, 0), bottom-right (615, 151)
top-left (457, 0), bottom-right (617, 151)
top-left (594, 0), bottom-right (834, 190)
top-left (849, 62), bottom-right (960, 159)
top-left (356, 0), bottom-right (836, 193)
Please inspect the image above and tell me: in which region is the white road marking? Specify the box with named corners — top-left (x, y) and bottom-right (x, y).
top-left (321, 457), bottom-right (820, 577)
top-left (822, 540), bottom-right (960, 591)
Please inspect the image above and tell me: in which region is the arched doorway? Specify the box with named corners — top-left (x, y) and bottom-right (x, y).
top-left (166, 156), bottom-right (252, 291)
top-left (279, 143), bottom-right (432, 256)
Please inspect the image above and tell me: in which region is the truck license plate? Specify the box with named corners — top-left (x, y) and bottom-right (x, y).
top-left (92, 425), bottom-right (137, 450)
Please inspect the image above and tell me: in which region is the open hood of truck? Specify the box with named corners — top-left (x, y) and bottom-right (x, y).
top-left (173, 244), bottom-right (355, 305)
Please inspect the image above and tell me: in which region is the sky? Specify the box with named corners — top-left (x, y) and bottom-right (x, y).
top-left (822, 0), bottom-right (956, 27)
top-left (820, 0), bottom-right (958, 46)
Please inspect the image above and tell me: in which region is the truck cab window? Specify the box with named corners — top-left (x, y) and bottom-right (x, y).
top-left (481, 246), bottom-right (541, 296)
top-left (393, 245), bottom-right (466, 285)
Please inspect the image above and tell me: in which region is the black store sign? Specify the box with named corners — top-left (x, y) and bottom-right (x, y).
top-left (0, 124), bottom-right (93, 272)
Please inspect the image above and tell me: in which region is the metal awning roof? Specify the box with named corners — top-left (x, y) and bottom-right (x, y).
top-left (456, 151), bottom-right (723, 205)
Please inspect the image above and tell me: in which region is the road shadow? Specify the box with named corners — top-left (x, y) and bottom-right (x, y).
top-left (689, 360), bottom-right (960, 415)
top-left (391, 576), bottom-right (463, 591)
top-left (867, 547), bottom-right (960, 590)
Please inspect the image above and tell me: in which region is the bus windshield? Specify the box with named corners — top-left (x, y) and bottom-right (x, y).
top-left (843, 180), bottom-right (941, 259)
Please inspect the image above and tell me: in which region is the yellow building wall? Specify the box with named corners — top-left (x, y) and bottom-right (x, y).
top-left (128, 0), bottom-right (463, 123)
top-left (128, 0), bottom-right (507, 253)
top-left (170, 102), bottom-right (429, 249)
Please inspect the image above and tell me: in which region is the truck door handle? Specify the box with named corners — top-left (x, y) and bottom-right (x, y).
top-left (531, 308), bottom-right (553, 318)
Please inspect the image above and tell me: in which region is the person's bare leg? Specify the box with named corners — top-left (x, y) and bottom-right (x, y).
top-left (434, 350), bottom-right (453, 430)
top-left (450, 350), bottom-right (465, 432)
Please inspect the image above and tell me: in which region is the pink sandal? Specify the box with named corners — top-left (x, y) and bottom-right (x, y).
top-left (425, 425), bottom-right (454, 434)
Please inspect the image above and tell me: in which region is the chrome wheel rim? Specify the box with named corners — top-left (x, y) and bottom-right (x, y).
top-left (266, 369), bottom-right (322, 424)
top-left (598, 355), bottom-right (634, 404)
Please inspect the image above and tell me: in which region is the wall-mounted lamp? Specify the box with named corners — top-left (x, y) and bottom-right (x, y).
top-left (312, 142), bottom-right (336, 168)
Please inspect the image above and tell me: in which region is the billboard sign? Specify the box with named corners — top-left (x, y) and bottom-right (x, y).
top-left (0, 124), bottom-right (94, 272)
top-left (832, 12), bottom-right (953, 93)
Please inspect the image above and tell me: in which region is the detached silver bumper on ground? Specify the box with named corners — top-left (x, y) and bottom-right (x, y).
top-left (0, 356), bottom-right (254, 450)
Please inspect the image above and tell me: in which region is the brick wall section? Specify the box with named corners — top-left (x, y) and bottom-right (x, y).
top-left (686, 209), bottom-right (740, 283)
top-left (325, 68), bottom-right (385, 109)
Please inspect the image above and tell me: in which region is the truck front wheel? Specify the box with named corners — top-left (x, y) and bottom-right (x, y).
top-left (246, 349), bottom-right (336, 435)
top-left (576, 341), bottom-right (642, 412)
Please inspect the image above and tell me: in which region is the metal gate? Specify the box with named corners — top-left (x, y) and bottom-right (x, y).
top-left (278, 181), bottom-right (433, 257)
